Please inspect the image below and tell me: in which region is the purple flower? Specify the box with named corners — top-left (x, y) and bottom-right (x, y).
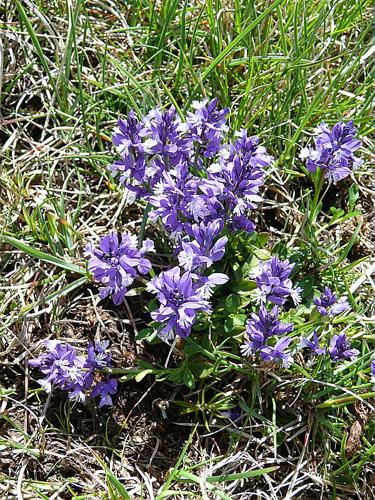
top-left (109, 111), bottom-right (147, 189)
top-left (328, 333), bottom-right (359, 362)
top-left (85, 341), bottom-right (112, 371)
top-left (371, 356), bottom-right (375, 385)
top-left (314, 287), bottom-right (349, 316)
top-left (181, 99), bottom-right (229, 159)
top-left (30, 340), bottom-right (118, 406)
top-left (252, 256), bottom-right (302, 306)
top-left (300, 331), bottom-right (327, 355)
top-left (29, 341), bottom-right (86, 401)
top-left (260, 337), bottom-right (293, 368)
top-left (206, 130), bottom-right (271, 233)
top-left (85, 232), bottom-right (153, 305)
top-left (241, 306), bottom-right (293, 366)
top-left (300, 121), bottom-right (362, 183)
top-left (91, 378), bottom-right (118, 407)
top-left (82, 341), bottom-right (113, 390)
top-left (148, 165), bottom-right (195, 235)
top-left (184, 177), bottom-right (225, 224)
top-left (194, 272), bottom-right (229, 299)
top-left (149, 168), bottom-right (226, 236)
top-left (178, 220), bottom-right (228, 272)
top-left (230, 214), bottom-right (256, 233)
top-left (222, 406), bottom-right (242, 423)
top-left (141, 107), bottom-right (191, 165)
top-left (147, 266), bottom-right (210, 341)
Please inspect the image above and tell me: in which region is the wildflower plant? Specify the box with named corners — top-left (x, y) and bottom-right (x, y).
top-left (30, 340), bottom-right (117, 406)
top-left (28, 100), bottom-right (373, 440)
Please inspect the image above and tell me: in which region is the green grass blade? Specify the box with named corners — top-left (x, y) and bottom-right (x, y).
top-left (1, 235), bottom-right (85, 275)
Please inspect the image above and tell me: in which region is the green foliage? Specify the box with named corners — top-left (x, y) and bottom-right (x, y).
top-left (1, 0), bottom-right (374, 497)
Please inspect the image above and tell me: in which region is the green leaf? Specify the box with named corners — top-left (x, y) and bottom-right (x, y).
top-left (105, 467), bottom-right (132, 500)
top-left (189, 359), bottom-right (214, 379)
top-left (224, 294), bottom-right (242, 313)
top-left (230, 279), bottom-right (257, 293)
top-left (207, 466), bottom-right (278, 483)
top-left (183, 365), bottom-right (195, 389)
top-left (1, 235), bottom-right (85, 275)
top-left (224, 314), bottom-right (247, 334)
top-left (253, 248), bottom-right (271, 260)
top-left (135, 328), bottom-right (156, 342)
top-left (135, 369), bottom-right (154, 382)
top-left (348, 183), bottom-right (359, 211)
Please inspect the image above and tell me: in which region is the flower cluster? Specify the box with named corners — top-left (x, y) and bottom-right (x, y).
top-left (110, 100), bottom-right (272, 237)
top-left (300, 121), bottom-right (362, 183)
top-left (300, 332), bottom-right (359, 362)
top-left (313, 286), bottom-right (349, 316)
top-left (252, 256), bottom-right (302, 306)
top-left (241, 306), bottom-right (294, 367)
top-left (177, 220), bottom-right (228, 272)
top-left (239, 254), bottom-right (304, 367)
top-left (100, 99), bottom-right (274, 340)
top-left (147, 266), bottom-right (227, 341)
top-left (85, 232), bottom-right (153, 305)
top-left (29, 340), bottom-right (117, 407)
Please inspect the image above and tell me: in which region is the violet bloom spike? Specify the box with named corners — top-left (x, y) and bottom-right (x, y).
top-left (300, 331), bottom-right (327, 355)
top-left (240, 305), bottom-right (293, 362)
top-left (178, 220), bottom-right (228, 272)
top-left (181, 98), bottom-right (229, 159)
top-left (328, 333), bottom-right (359, 362)
top-left (29, 341), bottom-right (87, 401)
top-left (207, 130), bottom-right (272, 233)
top-left (252, 256), bottom-right (302, 306)
top-left (30, 340), bottom-right (118, 406)
top-left (91, 379), bottom-right (118, 408)
top-left (85, 232), bottom-right (153, 305)
top-left (300, 121), bottom-right (362, 183)
top-left (260, 337), bottom-right (293, 368)
top-left (314, 286), bottom-right (349, 316)
top-left (85, 341), bottom-right (112, 371)
top-left (109, 111), bottom-right (148, 191)
top-left (141, 106), bottom-right (192, 166)
top-left (147, 266), bottom-right (211, 341)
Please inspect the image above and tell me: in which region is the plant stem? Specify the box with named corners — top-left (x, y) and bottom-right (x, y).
top-left (309, 169), bottom-right (325, 224)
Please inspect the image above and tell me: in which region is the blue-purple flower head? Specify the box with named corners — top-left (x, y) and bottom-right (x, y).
top-left (178, 220), bottom-right (228, 272)
top-left (207, 130), bottom-right (272, 233)
top-left (328, 333), bottom-right (359, 362)
top-left (241, 306), bottom-right (294, 367)
top-left (85, 340), bottom-right (112, 372)
top-left (251, 256), bottom-right (302, 306)
top-left (300, 331), bottom-right (327, 355)
top-left (29, 340), bottom-right (86, 400)
top-left (300, 121), bottom-right (362, 183)
top-left (85, 232), bottom-right (153, 305)
top-left (314, 286), bottom-right (349, 316)
top-left (110, 111), bottom-right (147, 189)
top-left (29, 340), bottom-right (117, 407)
top-left (180, 98), bottom-right (229, 158)
top-left (141, 106), bottom-right (191, 165)
top-left (301, 331), bottom-right (359, 362)
top-left (147, 266), bottom-right (219, 341)
top-left (109, 102), bottom-right (273, 239)
top-left (91, 378), bottom-right (118, 408)
top-left (371, 356), bottom-right (375, 386)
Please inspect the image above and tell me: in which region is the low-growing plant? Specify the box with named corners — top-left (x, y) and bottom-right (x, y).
top-left (29, 100), bottom-right (374, 420)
